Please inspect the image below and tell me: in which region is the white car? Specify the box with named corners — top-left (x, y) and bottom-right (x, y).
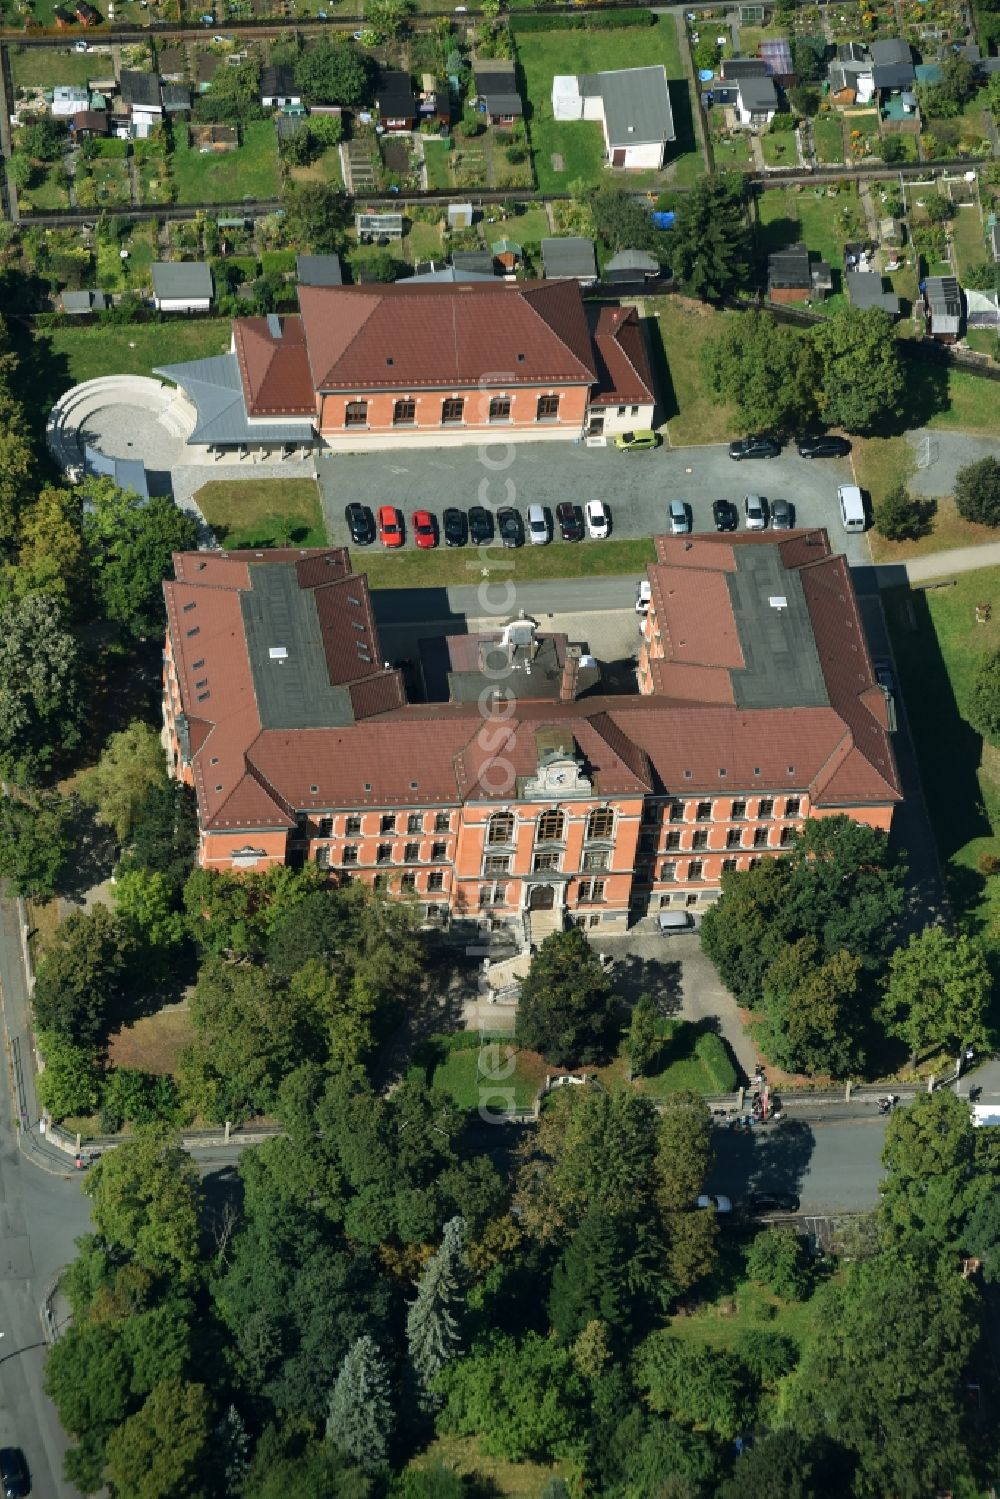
top-left (744, 493), bottom-right (767, 531)
top-left (74, 39), bottom-right (89, 50)
top-left (586, 499), bottom-right (609, 539)
top-left (635, 580), bottom-right (652, 615)
top-left (526, 503), bottom-right (550, 545)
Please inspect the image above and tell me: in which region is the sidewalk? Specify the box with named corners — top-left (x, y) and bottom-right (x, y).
top-left (878, 539), bottom-right (1000, 585)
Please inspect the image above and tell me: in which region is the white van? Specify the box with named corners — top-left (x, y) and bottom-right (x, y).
top-left (657, 910), bottom-right (695, 934)
top-left (527, 504), bottom-right (550, 545)
top-left (837, 484), bottom-right (865, 533)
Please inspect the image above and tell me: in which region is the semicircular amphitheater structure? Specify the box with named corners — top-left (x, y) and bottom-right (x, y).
top-left (46, 374), bottom-right (198, 498)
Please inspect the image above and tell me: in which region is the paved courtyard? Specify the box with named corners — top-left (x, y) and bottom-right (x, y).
top-left (316, 438), bottom-right (870, 564)
top-left (905, 428), bottom-right (1000, 500)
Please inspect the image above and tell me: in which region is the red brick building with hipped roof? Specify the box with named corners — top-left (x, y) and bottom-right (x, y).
top-left (156, 280), bottom-right (655, 455)
top-left (163, 530), bottom-right (900, 943)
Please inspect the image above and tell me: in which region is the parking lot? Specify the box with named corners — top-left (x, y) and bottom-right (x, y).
top-left (318, 438), bottom-right (870, 566)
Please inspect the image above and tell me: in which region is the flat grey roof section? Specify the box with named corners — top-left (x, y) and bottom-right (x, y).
top-left (151, 261), bottom-right (214, 300)
top-left (579, 65), bottom-right (674, 146)
top-left (242, 565), bottom-right (355, 728)
top-left (541, 236), bottom-right (597, 280)
top-left (738, 75), bottom-right (778, 109)
top-left (726, 545), bottom-right (829, 709)
top-left (846, 271), bottom-right (900, 314)
top-left (296, 253), bottom-right (343, 286)
top-left (155, 352), bottom-right (314, 446)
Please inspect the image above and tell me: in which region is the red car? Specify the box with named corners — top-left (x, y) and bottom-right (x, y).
top-left (378, 505), bottom-right (403, 548)
top-left (411, 509), bottom-right (437, 549)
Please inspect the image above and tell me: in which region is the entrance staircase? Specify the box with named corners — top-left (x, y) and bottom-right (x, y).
top-left (524, 905), bottom-right (563, 949)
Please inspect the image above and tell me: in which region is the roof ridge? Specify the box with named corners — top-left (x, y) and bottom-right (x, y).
top-left (520, 282), bottom-right (597, 380)
top-left (601, 304), bottom-right (650, 397)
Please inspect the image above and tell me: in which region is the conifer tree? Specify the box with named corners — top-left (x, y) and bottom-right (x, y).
top-left (406, 1215), bottom-right (466, 1403)
top-left (325, 1334), bottom-right (394, 1471)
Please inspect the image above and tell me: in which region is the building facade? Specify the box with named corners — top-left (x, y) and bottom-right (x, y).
top-left (163, 531), bottom-right (901, 944)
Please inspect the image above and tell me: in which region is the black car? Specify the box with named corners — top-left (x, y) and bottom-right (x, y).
top-left (0, 1449), bottom-right (29, 1499)
top-left (344, 501), bottom-right (376, 546)
top-left (556, 501), bottom-right (584, 541)
top-left (797, 433), bottom-right (852, 460)
top-left (498, 508), bottom-right (524, 548)
top-left (468, 505), bottom-right (495, 546)
top-left (712, 498), bottom-right (738, 532)
top-left (443, 507), bottom-right (467, 547)
top-left (729, 434), bottom-right (781, 461)
top-left (770, 497), bottom-right (794, 531)
top-left (748, 1190), bottom-right (800, 1215)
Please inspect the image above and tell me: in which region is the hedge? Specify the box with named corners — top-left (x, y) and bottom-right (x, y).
top-left (510, 8), bottom-right (653, 31)
top-left (694, 1031), bottom-right (738, 1093)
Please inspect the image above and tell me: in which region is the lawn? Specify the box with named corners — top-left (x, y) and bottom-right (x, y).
top-left (404, 1434), bottom-right (573, 1499)
top-left (289, 144), bottom-right (343, 189)
top-left (10, 44), bottom-right (96, 89)
top-left (926, 366), bottom-right (1000, 433)
top-left (169, 120), bottom-right (279, 204)
top-left (195, 477), bottom-right (326, 548)
top-left (406, 218), bottom-right (444, 262)
top-left (884, 570), bottom-right (1000, 930)
top-left (21, 165), bottom-right (70, 213)
top-left (515, 19), bottom-right (698, 193)
top-left (415, 1033), bottom-right (546, 1112)
top-left (756, 184), bottom-right (863, 305)
top-left (422, 137), bottom-right (452, 190)
top-left (812, 113), bottom-right (844, 163)
top-left (760, 129), bottom-right (799, 168)
top-left (108, 1006), bottom-right (194, 1075)
top-left (950, 204), bottom-right (990, 279)
top-left (358, 536), bottom-right (656, 589)
top-left (644, 295), bottom-right (739, 446)
top-left (40, 318), bottom-right (232, 389)
top-left (596, 1019), bottom-right (738, 1098)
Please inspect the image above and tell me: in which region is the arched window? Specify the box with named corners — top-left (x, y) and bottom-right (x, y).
top-left (487, 812), bottom-right (515, 845)
top-left (586, 808), bottom-right (614, 841)
top-left (536, 810), bottom-right (565, 843)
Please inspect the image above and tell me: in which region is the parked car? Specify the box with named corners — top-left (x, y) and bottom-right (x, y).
top-left (0, 1449), bottom-right (29, 1499)
top-left (748, 1189), bottom-right (800, 1214)
top-left (468, 505), bottom-right (494, 545)
top-left (411, 509), bottom-right (437, 549)
top-left (585, 499), bottom-right (610, 538)
top-left (443, 507), bottom-right (467, 547)
top-left (527, 503), bottom-right (551, 545)
top-left (712, 498), bottom-right (738, 532)
top-left (744, 493), bottom-right (767, 530)
top-left (556, 501), bottom-right (583, 541)
top-left (498, 507), bottom-right (523, 548)
top-left (796, 432), bottom-right (852, 459)
top-left (377, 505), bottom-right (403, 548)
top-left (770, 497), bottom-right (794, 531)
top-left (74, 38), bottom-right (89, 50)
top-left (614, 429), bottom-right (659, 452)
top-left (729, 434), bottom-right (781, 461)
top-left (345, 501), bottom-right (375, 546)
top-left (669, 499), bottom-right (691, 535)
top-left (696, 1193), bottom-right (733, 1213)
top-left (635, 579), bottom-right (652, 615)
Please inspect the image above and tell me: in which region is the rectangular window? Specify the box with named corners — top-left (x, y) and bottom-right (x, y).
top-left (617, 405), bottom-right (626, 416)
top-left (376, 843), bottom-right (392, 864)
top-left (577, 880), bottom-right (592, 903)
top-left (380, 814), bottom-right (396, 834)
top-left (758, 798), bottom-right (774, 817)
top-left (400, 872), bottom-right (416, 893)
top-left (318, 816), bottom-right (333, 838)
top-left (536, 393), bottom-right (560, 422)
top-left (442, 397), bottom-right (464, 425)
top-left (669, 801), bottom-right (685, 823)
top-left (696, 801), bottom-right (712, 822)
top-left (587, 808), bottom-right (614, 840)
top-left (484, 854), bottom-right (510, 875)
top-left (537, 810), bottom-right (565, 843)
top-left (726, 828), bottom-right (742, 849)
top-left (393, 399), bottom-right (415, 426)
top-left (407, 813), bottom-right (422, 834)
top-left (434, 813), bottom-right (450, 833)
top-left (749, 857), bottom-right (762, 870)
top-left (533, 851), bottom-right (559, 872)
top-left (427, 871), bottom-right (444, 892)
top-left (688, 859), bottom-right (704, 880)
top-left (579, 879), bottom-right (605, 904)
top-left (404, 842), bottom-right (420, 863)
top-left (431, 840), bottom-right (447, 861)
top-left (630, 405), bottom-right (639, 416)
top-left (315, 846), bottom-right (331, 867)
top-left (660, 860), bottom-right (676, 882)
top-left (754, 827), bottom-right (769, 848)
top-left (583, 849), bottom-right (609, 872)
top-left (345, 815), bottom-right (362, 836)
top-left (731, 799), bottom-right (747, 820)
top-left (686, 893), bottom-right (698, 907)
top-left (345, 400), bottom-right (368, 428)
top-left (722, 856), bottom-right (738, 873)
top-left (489, 396), bottom-right (511, 423)
top-left (692, 830), bottom-right (709, 851)
top-left (342, 845), bottom-right (358, 865)
top-left (780, 826), bottom-right (796, 847)
top-left (785, 796), bottom-right (801, 818)
top-left (665, 830), bottom-right (682, 851)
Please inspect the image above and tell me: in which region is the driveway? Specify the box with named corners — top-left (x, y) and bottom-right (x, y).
top-left (317, 439), bottom-right (869, 565)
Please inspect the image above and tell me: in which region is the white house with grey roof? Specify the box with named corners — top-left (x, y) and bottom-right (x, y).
top-left (551, 65), bottom-right (674, 169)
top-left (151, 261), bottom-right (214, 313)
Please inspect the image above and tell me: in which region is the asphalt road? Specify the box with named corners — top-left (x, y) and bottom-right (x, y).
top-left (319, 439), bottom-right (869, 565)
top-left (708, 1112), bottom-right (891, 1216)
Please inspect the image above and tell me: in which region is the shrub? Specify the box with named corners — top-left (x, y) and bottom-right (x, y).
top-left (881, 134), bottom-right (906, 163)
top-left (955, 456), bottom-right (1000, 527)
top-left (734, 1327), bottom-right (800, 1381)
top-left (875, 483), bottom-right (935, 541)
top-left (977, 852), bottom-right (1000, 876)
top-left (745, 1227), bottom-right (811, 1300)
top-left (36, 1032), bottom-right (103, 1123)
top-left (100, 1068), bottom-right (181, 1133)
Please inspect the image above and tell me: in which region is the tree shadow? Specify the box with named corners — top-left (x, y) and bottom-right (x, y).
top-left (59, 802), bottom-right (118, 905)
top-left (880, 353), bottom-right (951, 433)
top-left (667, 76), bottom-right (697, 156)
top-left (608, 951), bottom-right (683, 1015)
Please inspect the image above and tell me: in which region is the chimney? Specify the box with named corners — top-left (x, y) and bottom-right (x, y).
top-left (560, 644), bottom-right (581, 703)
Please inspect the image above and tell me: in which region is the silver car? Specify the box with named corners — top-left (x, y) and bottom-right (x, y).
top-left (744, 493), bottom-right (767, 531)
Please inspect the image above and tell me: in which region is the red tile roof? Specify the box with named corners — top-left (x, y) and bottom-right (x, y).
top-left (588, 304), bottom-right (655, 408)
top-left (232, 316), bottom-right (315, 416)
top-left (297, 280), bottom-right (597, 392)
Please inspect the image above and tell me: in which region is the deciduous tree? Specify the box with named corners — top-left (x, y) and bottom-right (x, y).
top-left (955, 455), bottom-right (1000, 527)
top-left (881, 925), bottom-right (992, 1065)
top-left (15, 485), bottom-right (86, 606)
top-left (515, 926), bottom-right (617, 1065)
top-left (85, 1126), bottom-right (202, 1281)
top-left (281, 181), bottom-right (351, 253)
top-left (705, 311), bottom-right (819, 434)
top-left (878, 1089), bottom-right (1000, 1252)
top-left (0, 591), bottom-right (82, 784)
top-left (625, 992), bottom-right (658, 1080)
top-left (759, 938), bottom-right (865, 1076)
top-left (294, 36), bottom-right (374, 105)
top-left (80, 721), bottom-right (168, 846)
top-left (35, 1029), bottom-right (103, 1122)
top-left (810, 305), bottom-right (905, 432)
top-left (640, 1334), bottom-right (753, 1439)
top-left (0, 790), bottom-right (74, 899)
top-left (32, 903), bottom-right (134, 1049)
top-left (103, 1378), bottom-right (212, 1499)
top-left (745, 1226), bottom-right (811, 1299)
top-left (82, 478), bottom-right (199, 638)
top-left (437, 1333), bottom-right (585, 1463)
top-left (969, 646), bottom-right (1000, 745)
